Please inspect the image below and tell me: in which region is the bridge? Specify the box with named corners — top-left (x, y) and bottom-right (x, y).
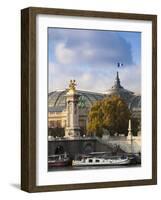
top-left (48, 137), bottom-right (123, 158)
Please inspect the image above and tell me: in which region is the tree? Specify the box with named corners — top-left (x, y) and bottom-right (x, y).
top-left (87, 95), bottom-right (133, 137)
top-left (87, 100), bottom-right (104, 137)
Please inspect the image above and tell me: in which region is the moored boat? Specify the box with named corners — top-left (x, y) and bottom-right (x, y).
top-left (128, 153), bottom-right (141, 164)
top-left (72, 156), bottom-right (130, 167)
top-left (48, 153), bottom-right (71, 167)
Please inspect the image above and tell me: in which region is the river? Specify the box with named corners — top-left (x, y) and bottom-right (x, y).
top-left (48, 164), bottom-right (141, 172)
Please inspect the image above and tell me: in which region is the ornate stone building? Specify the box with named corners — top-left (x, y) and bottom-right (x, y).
top-left (48, 72), bottom-right (141, 137)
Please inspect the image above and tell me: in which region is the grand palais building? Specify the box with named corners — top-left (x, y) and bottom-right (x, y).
top-left (48, 72), bottom-right (141, 136)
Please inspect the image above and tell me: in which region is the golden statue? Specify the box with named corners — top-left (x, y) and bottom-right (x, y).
top-left (68, 80), bottom-right (76, 93)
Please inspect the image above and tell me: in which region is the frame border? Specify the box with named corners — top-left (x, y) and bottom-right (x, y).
top-left (21, 7), bottom-right (157, 192)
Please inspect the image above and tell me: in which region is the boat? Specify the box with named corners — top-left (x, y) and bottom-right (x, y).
top-left (48, 152), bottom-right (71, 167)
top-left (128, 153), bottom-right (141, 164)
top-left (89, 152), bottom-right (109, 156)
top-left (72, 156), bottom-right (130, 167)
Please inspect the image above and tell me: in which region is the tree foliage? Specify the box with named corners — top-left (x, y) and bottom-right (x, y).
top-left (87, 95), bottom-right (138, 137)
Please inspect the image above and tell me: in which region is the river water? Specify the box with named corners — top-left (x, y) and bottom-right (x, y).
top-left (48, 164), bottom-right (141, 172)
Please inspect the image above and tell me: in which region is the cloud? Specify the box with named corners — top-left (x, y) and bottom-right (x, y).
top-left (49, 28), bottom-right (134, 67)
top-left (49, 63), bottom-right (141, 95)
top-left (119, 65), bottom-right (141, 94)
top-left (48, 28), bottom-right (141, 94)
top-left (55, 43), bottom-right (76, 64)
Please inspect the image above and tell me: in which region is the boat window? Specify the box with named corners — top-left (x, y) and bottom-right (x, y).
top-left (96, 160), bottom-right (100, 163)
top-left (89, 159), bottom-right (93, 163)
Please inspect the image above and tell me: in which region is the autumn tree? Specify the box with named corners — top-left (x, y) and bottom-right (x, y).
top-left (87, 95), bottom-right (136, 137)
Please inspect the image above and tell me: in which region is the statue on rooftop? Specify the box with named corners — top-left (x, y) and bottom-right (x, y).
top-left (68, 80), bottom-right (76, 93)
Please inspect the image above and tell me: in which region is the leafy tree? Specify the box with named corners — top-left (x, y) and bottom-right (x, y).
top-left (87, 100), bottom-right (104, 137)
top-left (87, 95), bottom-right (137, 137)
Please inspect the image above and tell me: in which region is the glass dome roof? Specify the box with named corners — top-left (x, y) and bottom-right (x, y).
top-left (128, 96), bottom-right (141, 110)
top-left (48, 90), bottom-right (104, 112)
top-left (106, 72), bottom-right (134, 102)
top-left (48, 73), bottom-right (141, 112)
top-left (106, 72), bottom-right (141, 110)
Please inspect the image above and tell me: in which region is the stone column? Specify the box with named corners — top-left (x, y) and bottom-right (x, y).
top-left (127, 119), bottom-right (133, 153)
top-left (65, 80), bottom-right (80, 138)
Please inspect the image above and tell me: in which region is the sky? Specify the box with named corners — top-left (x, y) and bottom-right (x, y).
top-left (48, 28), bottom-right (141, 94)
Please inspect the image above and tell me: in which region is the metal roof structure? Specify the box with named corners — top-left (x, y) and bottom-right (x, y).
top-left (48, 72), bottom-right (141, 112)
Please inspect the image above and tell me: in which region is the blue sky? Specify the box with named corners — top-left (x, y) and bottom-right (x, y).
top-left (48, 28), bottom-right (141, 94)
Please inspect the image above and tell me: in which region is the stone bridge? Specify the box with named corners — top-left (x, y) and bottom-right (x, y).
top-left (48, 137), bottom-right (115, 158)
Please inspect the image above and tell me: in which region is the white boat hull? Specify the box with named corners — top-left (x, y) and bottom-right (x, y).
top-left (72, 157), bottom-right (130, 166)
